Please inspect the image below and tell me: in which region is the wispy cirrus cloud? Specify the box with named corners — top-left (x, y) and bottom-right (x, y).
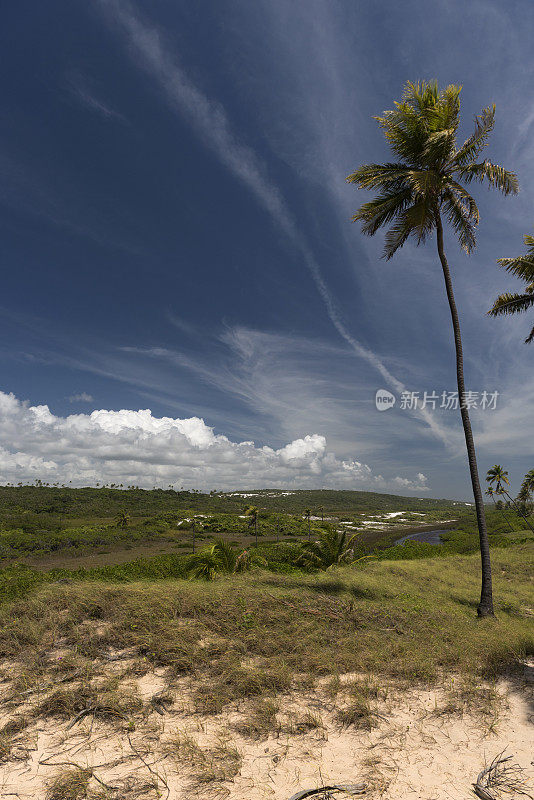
top-left (98, 0), bottom-right (451, 446)
top-left (66, 71), bottom-right (128, 123)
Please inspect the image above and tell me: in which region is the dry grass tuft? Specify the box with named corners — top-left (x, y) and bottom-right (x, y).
top-left (34, 679), bottom-right (142, 723)
top-left (169, 731), bottom-right (242, 788)
top-left (283, 710), bottom-right (324, 735)
top-left (233, 698), bottom-right (279, 738)
top-left (45, 767), bottom-right (92, 800)
top-left (192, 659), bottom-right (291, 714)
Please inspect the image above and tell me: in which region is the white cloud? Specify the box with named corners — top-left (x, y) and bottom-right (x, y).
top-left (68, 392), bottom-right (94, 403)
top-left (392, 473), bottom-right (429, 492)
top-left (0, 391), bottom-right (428, 492)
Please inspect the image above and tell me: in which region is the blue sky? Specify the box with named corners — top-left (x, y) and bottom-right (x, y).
top-left (0, 0), bottom-right (533, 497)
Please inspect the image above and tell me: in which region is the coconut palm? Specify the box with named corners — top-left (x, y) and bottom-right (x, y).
top-left (186, 539), bottom-right (251, 580)
top-left (516, 469), bottom-right (534, 519)
top-left (304, 508), bottom-right (312, 540)
top-left (486, 465), bottom-right (534, 532)
top-left (348, 81), bottom-right (518, 616)
top-left (244, 505), bottom-right (259, 546)
top-left (297, 529), bottom-right (360, 571)
top-left (488, 234), bottom-right (534, 344)
top-left (115, 510), bottom-right (130, 529)
top-left (486, 464), bottom-right (510, 494)
top-left (519, 468), bottom-right (534, 499)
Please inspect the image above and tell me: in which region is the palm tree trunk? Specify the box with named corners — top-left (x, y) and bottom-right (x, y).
top-left (435, 213), bottom-right (494, 617)
top-left (491, 497), bottom-right (515, 533)
top-left (501, 490), bottom-right (534, 532)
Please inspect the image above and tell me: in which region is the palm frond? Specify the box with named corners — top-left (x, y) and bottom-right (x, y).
top-left (497, 254), bottom-right (534, 283)
top-left (375, 110), bottom-right (426, 165)
top-left (453, 105), bottom-right (495, 166)
top-left (488, 290), bottom-right (534, 316)
top-left (383, 200), bottom-right (434, 259)
top-left (446, 179), bottom-right (480, 223)
top-left (441, 190), bottom-right (477, 252)
top-left (346, 163), bottom-right (411, 190)
top-left (423, 129), bottom-right (456, 164)
top-left (405, 169), bottom-right (441, 197)
top-left (458, 160), bottom-right (519, 195)
top-left (352, 189), bottom-right (413, 235)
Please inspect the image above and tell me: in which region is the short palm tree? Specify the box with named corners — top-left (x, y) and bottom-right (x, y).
top-left (115, 510), bottom-right (130, 529)
top-left (298, 529), bottom-right (360, 571)
top-left (186, 539), bottom-right (250, 580)
top-left (488, 233), bottom-right (534, 344)
top-left (348, 81), bottom-right (518, 617)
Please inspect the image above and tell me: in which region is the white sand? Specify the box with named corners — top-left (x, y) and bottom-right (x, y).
top-left (2, 670), bottom-right (532, 799)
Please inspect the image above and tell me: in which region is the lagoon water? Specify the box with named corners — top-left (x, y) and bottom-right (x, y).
top-left (394, 529), bottom-right (450, 546)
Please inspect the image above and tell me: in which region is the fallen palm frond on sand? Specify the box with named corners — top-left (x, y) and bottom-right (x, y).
top-left (287, 784), bottom-right (367, 799)
top-left (473, 751), bottom-right (533, 800)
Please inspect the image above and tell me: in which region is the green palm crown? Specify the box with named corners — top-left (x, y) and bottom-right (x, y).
top-left (347, 80), bottom-right (518, 258)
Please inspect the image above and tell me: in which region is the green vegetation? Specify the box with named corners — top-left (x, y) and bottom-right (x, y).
top-left (0, 485), bottom-right (531, 794)
top-left (0, 547), bottom-right (531, 700)
top-left (489, 231), bottom-right (534, 344)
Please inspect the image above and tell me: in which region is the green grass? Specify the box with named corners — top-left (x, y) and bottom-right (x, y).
top-left (0, 545), bottom-right (531, 709)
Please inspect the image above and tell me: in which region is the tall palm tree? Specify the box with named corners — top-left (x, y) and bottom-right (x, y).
top-left (348, 81), bottom-right (518, 617)
top-left (488, 233), bottom-right (534, 344)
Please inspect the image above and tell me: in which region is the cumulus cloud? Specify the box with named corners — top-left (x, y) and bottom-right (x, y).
top-left (392, 473), bottom-right (429, 492)
top-left (0, 391), bottom-right (428, 492)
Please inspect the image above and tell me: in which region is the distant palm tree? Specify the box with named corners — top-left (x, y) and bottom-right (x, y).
top-left (486, 465), bottom-right (534, 532)
top-left (304, 508), bottom-right (312, 540)
top-left (486, 464), bottom-right (510, 495)
top-left (298, 529), bottom-right (361, 571)
top-left (244, 505), bottom-right (259, 546)
top-left (516, 469), bottom-right (534, 519)
top-left (519, 468), bottom-right (534, 499)
top-left (348, 81), bottom-right (518, 616)
top-left (115, 510), bottom-right (130, 529)
top-left (488, 233), bottom-right (534, 343)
